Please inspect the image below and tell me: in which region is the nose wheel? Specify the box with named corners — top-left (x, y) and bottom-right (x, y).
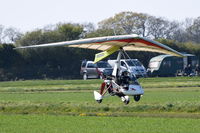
top-left (134, 95), bottom-right (141, 102)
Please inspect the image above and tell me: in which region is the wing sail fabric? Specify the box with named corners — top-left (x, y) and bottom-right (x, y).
top-left (94, 46), bottom-right (120, 63)
top-left (15, 35), bottom-right (184, 60)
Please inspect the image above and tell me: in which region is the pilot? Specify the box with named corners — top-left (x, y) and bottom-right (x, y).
top-left (120, 70), bottom-right (131, 90)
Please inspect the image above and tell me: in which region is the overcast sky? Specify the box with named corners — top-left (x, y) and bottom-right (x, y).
top-left (1, 0), bottom-right (199, 32)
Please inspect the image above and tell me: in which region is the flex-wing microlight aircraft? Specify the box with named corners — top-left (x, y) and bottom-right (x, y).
top-left (15, 34), bottom-right (184, 104)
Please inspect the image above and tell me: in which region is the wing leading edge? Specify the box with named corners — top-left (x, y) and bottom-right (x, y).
top-left (14, 34), bottom-right (184, 62)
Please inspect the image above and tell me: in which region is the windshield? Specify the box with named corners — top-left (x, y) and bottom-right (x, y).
top-left (125, 60), bottom-right (142, 67)
top-left (97, 62), bottom-right (112, 68)
top-left (129, 76), bottom-right (140, 85)
top-left (87, 63), bottom-right (97, 68)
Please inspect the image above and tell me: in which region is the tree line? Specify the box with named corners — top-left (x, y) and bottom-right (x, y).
top-left (0, 11), bottom-right (200, 81)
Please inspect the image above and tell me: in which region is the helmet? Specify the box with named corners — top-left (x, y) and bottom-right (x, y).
top-left (122, 70), bottom-right (129, 76)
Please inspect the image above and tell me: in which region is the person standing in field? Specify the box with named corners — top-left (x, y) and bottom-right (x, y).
top-left (184, 64), bottom-right (192, 76)
top-left (195, 64), bottom-right (200, 76)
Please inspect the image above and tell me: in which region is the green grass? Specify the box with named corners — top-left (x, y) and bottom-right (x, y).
top-left (0, 79), bottom-right (102, 91)
top-left (0, 90), bottom-right (200, 114)
top-left (0, 77), bottom-right (200, 92)
top-left (1, 77), bottom-right (200, 114)
top-left (0, 115), bottom-right (200, 133)
top-left (0, 77), bottom-right (200, 115)
top-left (0, 77), bottom-right (200, 133)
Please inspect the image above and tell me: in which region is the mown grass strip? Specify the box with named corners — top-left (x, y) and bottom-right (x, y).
top-left (0, 101), bottom-right (200, 116)
top-left (0, 77), bottom-right (200, 93)
top-left (0, 114), bottom-right (200, 133)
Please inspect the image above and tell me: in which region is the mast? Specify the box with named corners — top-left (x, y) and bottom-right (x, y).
top-left (112, 48), bottom-right (123, 77)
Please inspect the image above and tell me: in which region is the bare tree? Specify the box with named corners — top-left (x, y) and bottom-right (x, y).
top-left (81, 22), bottom-right (96, 37)
top-left (98, 11), bottom-right (152, 36)
top-left (186, 17), bottom-right (200, 43)
top-left (94, 11), bottom-right (199, 43)
top-left (82, 23), bottom-right (95, 33)
top-left (147, 16), bottom-right (169, 39)
top-left (0, 25), bottom-right (4, 43)
top-left (3, 27), bottom-right (23, 43)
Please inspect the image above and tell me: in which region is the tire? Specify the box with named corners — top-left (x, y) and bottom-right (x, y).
top-left (124, 99), bottom-right (130, 105)
top-left (83, 73), bottom-right (87, 80)
top-left (121, 96), bottom-right (130, 105)
top-left (96, 99), bottom-right (102, 103)
top-left (134, 95), bottom-right (141, 102)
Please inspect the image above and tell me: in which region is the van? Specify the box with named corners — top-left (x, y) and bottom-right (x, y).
top-left (108, 59), bottom-right (147, 78)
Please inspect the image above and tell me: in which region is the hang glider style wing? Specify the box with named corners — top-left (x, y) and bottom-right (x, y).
top-left (15, 34), bottom-right (184, 63)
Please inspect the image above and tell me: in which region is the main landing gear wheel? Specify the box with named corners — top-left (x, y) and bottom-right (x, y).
top-left (121, 96), bottom-right (130, 105)
top-left (124, 99), bottom-right (130, 105)
top-left (96, 99), bottom-right (102, 103)
top-left (94, 91), bottom-right (103, 104)
top-left (134, 95), bottom-right (141, 102)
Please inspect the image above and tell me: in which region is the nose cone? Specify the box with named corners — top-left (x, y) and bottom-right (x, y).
top-left (129, 84), bottom-right (144, 95)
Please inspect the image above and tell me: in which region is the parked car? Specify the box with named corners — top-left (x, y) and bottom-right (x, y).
top-left (108, 59), bottom-right (147, 78)
top-left (80, 60), bottom-right (113, 80)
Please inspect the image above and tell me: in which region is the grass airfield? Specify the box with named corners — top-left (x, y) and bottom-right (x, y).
top-left (0, 77), bottom-right (200, 133)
